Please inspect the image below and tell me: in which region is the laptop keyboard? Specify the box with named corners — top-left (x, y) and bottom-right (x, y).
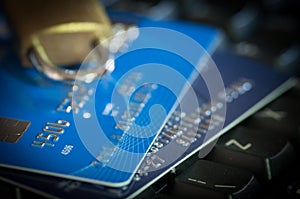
top-left (133, 81), bottom-right (300, 198)
top-left (1, 0), bottom-right (300, 198)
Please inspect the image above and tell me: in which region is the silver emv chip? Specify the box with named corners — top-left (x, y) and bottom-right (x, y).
top-left (0, 117), bottom-right (30, 143)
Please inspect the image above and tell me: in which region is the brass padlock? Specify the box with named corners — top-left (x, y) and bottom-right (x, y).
top-left (4, 0), bottom-right (113, 82)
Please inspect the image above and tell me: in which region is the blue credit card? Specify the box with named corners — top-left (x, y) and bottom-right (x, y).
top-left (0, 51), bottom-right (296, 198)
top-left (0, 11), bottom-right (222, 187)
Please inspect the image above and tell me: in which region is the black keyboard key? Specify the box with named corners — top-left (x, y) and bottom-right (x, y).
top-left (243, 114), bottom-right (300, 150)
top-left (0, 178), bottom-right (44, 199)
top-left (287, 181), bottom-right (300, 198)
top-left (0, 180), bottom-right (17, 199)
top-left (205, 127), bottom-right (295, 180)
top-left (168, 160), bottom-right (259, 199)
top-left (242, 86), bottom-right (300, 148)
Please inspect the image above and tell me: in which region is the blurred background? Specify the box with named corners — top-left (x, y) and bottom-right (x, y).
top-left (104, 0), bottom-right (300, 76)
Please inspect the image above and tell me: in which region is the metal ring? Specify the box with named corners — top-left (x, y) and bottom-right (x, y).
top-left (28, 43), bottom-right (115, 83)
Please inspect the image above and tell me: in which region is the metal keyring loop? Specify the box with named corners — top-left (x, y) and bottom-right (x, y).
top-left (28, 43), bottom-right (115, 83)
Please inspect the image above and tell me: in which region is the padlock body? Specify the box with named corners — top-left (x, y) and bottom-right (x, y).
top-left (4, 0), bottom-right (111, 66)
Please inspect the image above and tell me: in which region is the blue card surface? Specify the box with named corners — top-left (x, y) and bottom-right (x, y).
top-left (0, 50), bottom-right (296, 198)
top-left (0, 11), bottom-right (222, 186)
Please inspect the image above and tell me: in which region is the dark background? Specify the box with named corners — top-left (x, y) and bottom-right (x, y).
top-left (105, 0), bottom-right (300, 76)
